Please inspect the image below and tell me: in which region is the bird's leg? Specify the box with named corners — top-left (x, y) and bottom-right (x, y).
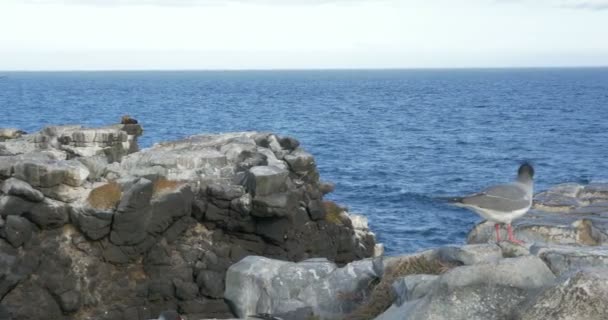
top-left (494, 223), bottom-right (502, 242)
top-left (507, 223), bottom-right (524, 245)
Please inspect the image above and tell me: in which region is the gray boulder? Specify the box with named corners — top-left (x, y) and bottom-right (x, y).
top-left (519, 268), bottom-right (608, 320)
top-left (376, 256), bottom-right (556, 320)
top-left (13, 159), bottom-right (89, 188)
top-left (24, 198), bottom-right (70, 229)
top-left (70, 206), bottom-right (113, 240)
top-left (225, 256), bottom-right (289, 318)
top-left (245, 166), bottom-right (289, 196)
top-left (437, 244), bottom-right (502, 265)
top-left (284, 149), bottom-right (315, 176)
top-left (532, 244), bottom-right (608, 276)
top-left (0, 178), bottom-right (44, 202)
top-left (2, 215), bottom-right (33, 247)
top-left (392, 274), bottom-right (439, 306)
top-left (225, 255), bottom-right (381, 319)
top-left (110, 178), bottom-right (153, 245)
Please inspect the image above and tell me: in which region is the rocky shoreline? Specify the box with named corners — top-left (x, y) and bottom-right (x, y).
top-left (222, 182), bottom-right (608, 320)
top-left (0, 123), bottom-right (378, 320)
top-left (2, 123), bottom-right (608, 320)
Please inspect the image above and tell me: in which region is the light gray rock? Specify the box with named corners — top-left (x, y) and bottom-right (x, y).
top-left (225, 255), bottom-right (381, 319)
top-left (13, 159), bottom-right (90, 188)
top-left (284, 149), bottom-right (315, 176)
top-left (0, 178), bottom-right (44, 202)
top-left (245, 166), bottom-right (289, 197)
top-left (39, 184), bottom-right (87, 203)
top-left (0, 128), bottom-right (26, 140)
top-left (392, 274), bottom-right (439, 306)
top-left (467, 211), bottom-right (608, 246)
top-left (437, 244), bottom-right (502, 265)
top-left (376, 256), bottom-right (556, 320)
top-left (533, 183), bottom-right (584, 212)
top-left (225, 256), bottom-right (289, 318)
top-left (531, 244), bottom-right (608, 276)
top-left (519, 268), bottom-right (608, 320)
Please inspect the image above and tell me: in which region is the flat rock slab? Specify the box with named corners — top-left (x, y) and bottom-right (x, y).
top-left (519, 268), bottom-right (608, 320)
top-left (468, 210), bottom-right (608, 246)
top-left (531, 244), bottom-right (608, 276)
top-left (376, 256), bottom-right (556, 320)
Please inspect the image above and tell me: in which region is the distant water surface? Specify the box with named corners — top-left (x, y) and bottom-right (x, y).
top-left (1, 68), bottom-right (608, 255)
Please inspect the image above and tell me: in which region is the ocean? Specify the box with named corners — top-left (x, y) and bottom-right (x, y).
top-left (1, 68), bottom-right (607, 255)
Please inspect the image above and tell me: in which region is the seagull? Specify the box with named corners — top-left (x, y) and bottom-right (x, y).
top-left (450, 162), bottom-right (534, 244)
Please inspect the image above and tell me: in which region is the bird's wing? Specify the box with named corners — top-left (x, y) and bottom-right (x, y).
top-left (460, 183), bottom-right (530, 212)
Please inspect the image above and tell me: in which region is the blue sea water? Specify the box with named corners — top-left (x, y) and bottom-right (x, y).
top-left (1, 68), bottom-right (608, 255)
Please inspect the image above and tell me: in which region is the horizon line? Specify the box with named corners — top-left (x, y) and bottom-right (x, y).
top-left (2, 65), bottom-right (608, 73)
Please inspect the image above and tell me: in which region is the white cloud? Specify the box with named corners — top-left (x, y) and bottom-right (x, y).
top-left (498, 0), bottom-right (608, 10)
top-left (15, 0), bottom-right (379, 7)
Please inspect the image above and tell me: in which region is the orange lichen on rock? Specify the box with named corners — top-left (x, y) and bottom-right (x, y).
top-left (87, 182), bottom-right (122, 210)
top-left (153, 178), bottom-right (184, 196)
top-left (323, 200), bottom-right (346, 225)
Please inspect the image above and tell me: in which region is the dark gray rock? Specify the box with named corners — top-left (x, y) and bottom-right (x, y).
top-left (251, 192), bottom-right (299, 218)
top-left (3, 216), bottom-right (33, 247)
top-left (110, 178), bottom-right (153, 245)
top-left (58, 289), bottom-right (81, 313)
top-left (207, 184), bottom-right (246, 200)
top-left (0, 178), bottom-right (44, 202)
top-left (197, 270), bottom-right (225, 298)
top-left (245, 166), bottom-right (289, 196)
top-left (178, 298), bottom-right (232, 317)
top-left (2, 282), bottom-right (64, 320)
top-left (24, 198), bottom-right (69, 229)
top-left (278, 136), bottom-right (300, 151)
top-left (174, 279), bottom-right (199, 300)
top-left (306, 199), bottom-right (325, 220)
top-left (147, 185), bottom-right (194, 236)
top-left (71, 206), bottom-right (113, 240)
top-left (0, 126), bottom-right (378, 320)
top-left (284, 150), bottom-right (315, 176)
top-left (0, 195), bottom-right (35, 217)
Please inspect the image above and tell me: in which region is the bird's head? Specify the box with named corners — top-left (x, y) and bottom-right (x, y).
top-left (517, 162), bottom-right (534, 182)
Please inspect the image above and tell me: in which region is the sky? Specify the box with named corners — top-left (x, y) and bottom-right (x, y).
top-left (0, 0), bottom-right (607, 70)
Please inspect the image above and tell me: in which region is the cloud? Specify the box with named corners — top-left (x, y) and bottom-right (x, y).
top-left (563, 1), bottom-right (608, 10)
top-left (498, 0), bottom-right (608, 10)
top-left (16, 0), bottom-right (373, 7)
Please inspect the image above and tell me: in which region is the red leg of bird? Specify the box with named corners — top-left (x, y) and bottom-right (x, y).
top-left (494, 223), bottom-right (501, 242)
top-left (507, 224), bottom-right (524, 245)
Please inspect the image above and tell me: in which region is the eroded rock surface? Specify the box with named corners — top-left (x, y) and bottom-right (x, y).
top-left (0, 123), bottom-right (377, 320)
